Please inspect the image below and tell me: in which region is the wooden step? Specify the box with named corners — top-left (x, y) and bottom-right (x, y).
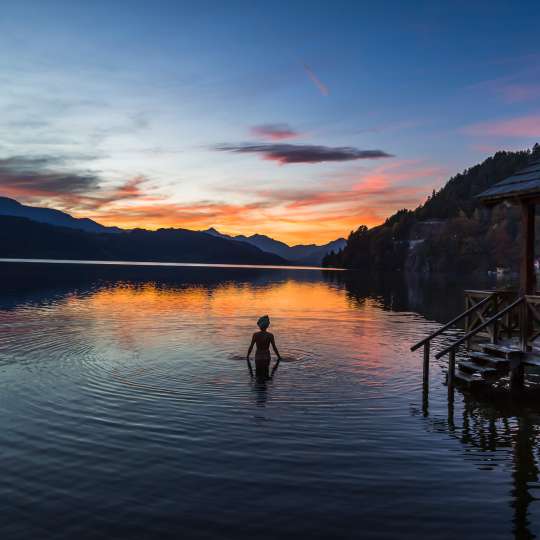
top-left (458, 360), bottom-right (497, 377)
top-left (481, 343), bottom-right (522, 359)
top-left (453, 369), bottom-right (488, 388)
top-left (468, 351), bottom-right (510, 369)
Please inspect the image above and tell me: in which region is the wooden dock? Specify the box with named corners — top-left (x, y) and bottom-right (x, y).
top-left (412, 159), bottom-right (540, 397)
top-left (412, 292), bottom-right (540, 395)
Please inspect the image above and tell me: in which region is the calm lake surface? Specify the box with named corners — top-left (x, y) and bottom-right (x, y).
top-left (0, 261), bottom-right (538, 539)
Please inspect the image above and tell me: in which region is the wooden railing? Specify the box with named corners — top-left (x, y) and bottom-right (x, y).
top-left (410, 291), bottom-right (500, 385)
top-left (435, 296), bottom-right (525, 359)
top-left (413, 291), bottom-right (540, 390)
top-left (410, 292), bottom-right (498, 353)
top-left (463, 290), bottom-right (518, 341)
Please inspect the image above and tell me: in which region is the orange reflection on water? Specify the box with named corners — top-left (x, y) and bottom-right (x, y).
top-left (0, 275), bottom-right (434, 391)
top-left (54, 280), bottom-right (421, 379)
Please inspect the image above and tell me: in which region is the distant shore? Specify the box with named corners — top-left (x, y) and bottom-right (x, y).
top-left (0, 257), bottom-right (344, 272)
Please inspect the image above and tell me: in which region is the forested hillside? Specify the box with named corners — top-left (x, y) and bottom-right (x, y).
top-left (323, 144), bottom-right (540, 274)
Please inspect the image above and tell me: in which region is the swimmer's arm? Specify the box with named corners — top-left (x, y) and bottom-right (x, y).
top-left (247, 334), bottom-right (256, 359)
top-left (270, 334), bottom-right (281, 362)
top-left (246, 334), bottom-right (256, 376)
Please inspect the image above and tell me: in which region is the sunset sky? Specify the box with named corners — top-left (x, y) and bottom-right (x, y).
top-left (1, 0), bottom-right (540, 244)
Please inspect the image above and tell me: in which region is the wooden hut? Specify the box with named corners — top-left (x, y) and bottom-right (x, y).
top-left (478, 158), bottom-right (540, 296)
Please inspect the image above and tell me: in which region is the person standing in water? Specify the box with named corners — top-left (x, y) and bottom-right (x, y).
top-left (246, 315), bottom-right (281, 379)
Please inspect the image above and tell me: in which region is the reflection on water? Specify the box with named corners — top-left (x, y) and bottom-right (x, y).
top-left (0, 261), bottom-right (538, 539)
top-left (419, 384), bottom-right (540, 540)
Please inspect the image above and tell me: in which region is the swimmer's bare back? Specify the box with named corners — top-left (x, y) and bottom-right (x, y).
top-left (246, 330), bottom-right (281, 377)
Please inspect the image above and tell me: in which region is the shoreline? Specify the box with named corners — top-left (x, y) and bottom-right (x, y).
top-left (0, 257), bottom-right (344, 272)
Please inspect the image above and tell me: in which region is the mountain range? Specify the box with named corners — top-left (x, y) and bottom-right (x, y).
top-left (0, 196), bottom-right (343, 266)
top-left (203, 227), bottom-right (346, 265)
top-left (0, 216), bottom-right (289, 265)
top-left (0, 196), bottom-right (122, 234)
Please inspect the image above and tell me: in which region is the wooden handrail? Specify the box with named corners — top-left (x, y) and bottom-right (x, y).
top-left (410, 293), bottom-right (496, 352)
top-left (434, 296), bottom-right (525, 359)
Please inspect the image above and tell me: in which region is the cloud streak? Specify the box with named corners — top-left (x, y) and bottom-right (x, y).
top-left (463, 114), bottom-right (540, 137)
top-left (303, 64), bottom-right (329, 96)
top-left (216, 143), bottom-right (393, 164)
top-left (250, 123), bottom-right (299, 140)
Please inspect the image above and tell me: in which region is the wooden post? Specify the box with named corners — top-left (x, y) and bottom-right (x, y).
top-left (520, 202), bottom-right (535, 296)
top-left (422, 341), bottom-right (430, 416)
top-left (492, 318), bottom-right (499, 344)
top-left (511, 355), bottom-right (525, 391)
top-left (448, 348), bottom-right (456, 391)
top-left (422, 382), bottom-right (429, 417)
top-left (520, 301), bottom-right (529, 352)
top-left (520, 202), bottom-right (535, 353)
top-left (447, 384), bottom-right (454, 431)
top-left (423, 342), bottom-right (430, 383)
top-left (465, 295), bottom-right (471, 350)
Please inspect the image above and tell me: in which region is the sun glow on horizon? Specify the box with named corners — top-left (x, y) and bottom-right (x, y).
top-left (83, 210), bottom-right (385, 245)
top-left (1, 158), bottom-right (440, 245)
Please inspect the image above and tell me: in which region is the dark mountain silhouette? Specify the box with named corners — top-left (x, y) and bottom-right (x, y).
top-left (204, 227), bottom-right (346, 265)
top-left (0, 197), bottom-right (342, 265)
top-left (324, 143), bottom-right (540, 274)
top-left (0, 196), bottom-right (121, 233)
top-left (0, 216), bottom-right (289, 265)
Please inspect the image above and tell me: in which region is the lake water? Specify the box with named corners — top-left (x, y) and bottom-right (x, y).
top-left (0, 261), bottom-right (538, 539)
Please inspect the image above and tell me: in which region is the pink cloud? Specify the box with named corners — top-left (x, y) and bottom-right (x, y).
top-left (470, 143), bottom-right (503, 153)
top-left (258, 161), bottom-right (444, 217)
top-left (250, 123), bottom-right (299, 140)
top-left (464, 114), bottom-right (540, 137)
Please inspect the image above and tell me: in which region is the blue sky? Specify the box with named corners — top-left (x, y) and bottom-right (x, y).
top-left (1, 0), bottom-right (539, 243)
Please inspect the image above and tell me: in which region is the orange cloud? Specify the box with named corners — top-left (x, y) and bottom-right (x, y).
top-left (84, 161), bottom-right (441, 244)
top-left (90, 200), bottom-right (271, 233)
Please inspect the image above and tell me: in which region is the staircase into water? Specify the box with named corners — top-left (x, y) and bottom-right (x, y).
top-left (411, 291), bottom-right (540, 393)
top-left (454, 343), bottom-right (518, 387)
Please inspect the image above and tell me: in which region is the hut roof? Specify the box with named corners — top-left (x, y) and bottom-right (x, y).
top-left (478, 159), bottom-right (540, 204)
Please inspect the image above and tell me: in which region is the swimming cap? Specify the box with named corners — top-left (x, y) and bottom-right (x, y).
top-left (257, 315), bottom-right (270, 329)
